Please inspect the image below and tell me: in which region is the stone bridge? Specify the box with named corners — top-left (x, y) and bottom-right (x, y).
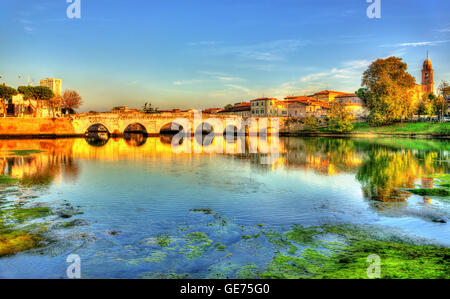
top-left (70, 112), bottom-right (282, 136)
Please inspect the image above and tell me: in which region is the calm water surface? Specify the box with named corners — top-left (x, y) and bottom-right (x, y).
top-left (0, 136), bottom-right (449, 278)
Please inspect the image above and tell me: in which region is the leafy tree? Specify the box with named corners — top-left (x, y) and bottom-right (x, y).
top-left (18, 86), bottom-right (54, 117)
top-left (432, 96), bottom-right (447, 120)
top-left (302, 115), bottom-right (320, 131)
top-left (0, 85), bottom-right (18, 117)
top-left (361, 57), bottom-right (416, 125)
top-left (142, 102), bottom-right (159, 113)
top-left (224, 104), bottom-right (234, 110)
top-left (355, 88), bottom-right (372, 105)
top-left (60, 90), bottom-right (82, 114)
top-left (437, 80), bottom-right (450, 97)
top-left (417, 94), bottom-right (434, 119)
top-left (327, 102), bottom-right (355, 132)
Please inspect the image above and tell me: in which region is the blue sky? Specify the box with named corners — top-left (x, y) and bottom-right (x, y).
top-left (1, 0), bottom-right (449, 112)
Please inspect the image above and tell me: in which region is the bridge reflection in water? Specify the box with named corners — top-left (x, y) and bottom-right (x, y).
top-left (0, 137), bottom-right (448, 219)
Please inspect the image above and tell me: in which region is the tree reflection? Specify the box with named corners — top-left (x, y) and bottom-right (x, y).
top-left (356, 147), bottom-right (446, 203)
top-left (0, 139), bottom-right (80, 188)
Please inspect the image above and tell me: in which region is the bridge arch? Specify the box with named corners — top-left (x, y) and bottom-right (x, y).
top-left (159, 122), bottom-right (184, 135)
top-left (124, 123), bottom-right (147, 135)
top-left (84, 123), bottom-right (111, 147)
top-left (85, 123), bottom-right (111, 135)
top-left (194, 119), bottom-right (225, 136)
top-left (123, 123), bottom-right (147, 147)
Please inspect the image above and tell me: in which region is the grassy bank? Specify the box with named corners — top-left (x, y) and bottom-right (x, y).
top-left (290, 122), bottom-right (450, 136)
top-left (351, 122), bottom-right (450, 135)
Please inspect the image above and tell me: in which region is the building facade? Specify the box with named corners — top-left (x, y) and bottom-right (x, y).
top-left (218, 102), bottom-right (251, 117)
top-left (309, 90), bottom-right (352, 103)
top-left (334, 94), bottom-right (369, 118)
top-left (250, 98), bottom-right (278, 117)
top-left (281, 96), bottom-right (330, 118)
top-left (7, 94), bottom-right (60, 117)
top-left (40, 78), bottom-right (62, 97)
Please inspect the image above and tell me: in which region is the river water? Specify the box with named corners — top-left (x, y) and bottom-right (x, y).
top-left (0, 135), bottom-right (449, 278)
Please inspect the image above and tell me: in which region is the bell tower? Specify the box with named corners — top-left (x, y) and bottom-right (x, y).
top-left (421, 52), bottom-right (434, 94)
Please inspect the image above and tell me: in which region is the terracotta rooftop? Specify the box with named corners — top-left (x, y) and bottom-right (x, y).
top-left (283, 96), bottom-right (317, 102)
top-left (281, 96), bottom-right (330, 108)
top-left (313, 90), bottom-right (352, 96)
top-left (235, 102), bottom-right (251, 107)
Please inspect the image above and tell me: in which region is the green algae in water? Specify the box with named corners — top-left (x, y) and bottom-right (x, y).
top-left (9, 207), bottom-right (51, 223)
top-left (123, 251), bottom-right (168, 265)
top-left (263, 230), bottom-right (291, 248)
top-left (156, 234), bottom-right (171, 247)
top-left (262, 224), bottom-right (450, 279)
top-left (182, 232), bottom-right (213, 259)
top-left (99, 209), bottom-right (450, 279)
top-left (214, 243), bottom-right (226, 251)
top-left (8, 150), bottom-right (44, 156)
top-left (0, 175), bottom-right (19, 185)
top-left (0, 230), bottom-right (43, 257)
top-left (0, 206), bottom-right (53, 257)
top-left (285, 225), bottom-right (323, 246)
top-left (236, 263), bottom-right (260, 279)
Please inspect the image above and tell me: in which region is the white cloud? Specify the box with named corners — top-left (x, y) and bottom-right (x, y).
top-left (224, 84), bottom-right (258, 97)
top-left (382, 40), bottom-right (449, 47)
top-left (205, 58), bottom-right (369, 102)
top-left (173, 79), bottom-right (203, 86)
top-left (173, 71), bottom-right (245, 86)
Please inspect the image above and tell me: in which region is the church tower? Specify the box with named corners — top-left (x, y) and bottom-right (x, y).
top-left (421, 52), bottom-right (434, 94)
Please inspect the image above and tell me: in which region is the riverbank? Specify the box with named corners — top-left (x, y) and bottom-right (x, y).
top-left (283, 122), bottom-right (450, 139)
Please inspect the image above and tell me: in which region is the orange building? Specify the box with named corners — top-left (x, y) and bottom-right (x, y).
top-left (308, 90), bottom-right (353, 102)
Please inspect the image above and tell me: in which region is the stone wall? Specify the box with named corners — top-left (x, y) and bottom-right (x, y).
top-left (0, 118), bottom-right (76, 137)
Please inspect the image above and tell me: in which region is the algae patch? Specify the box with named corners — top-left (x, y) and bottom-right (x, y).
top-left (0, 230), bottom-right (43, 257)
top-left (262, 224), bottom-right (450, 279)
top-left (0, 175), bottom-right (19, 185)
top-left (8, 150), bottom-right (44, 156)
